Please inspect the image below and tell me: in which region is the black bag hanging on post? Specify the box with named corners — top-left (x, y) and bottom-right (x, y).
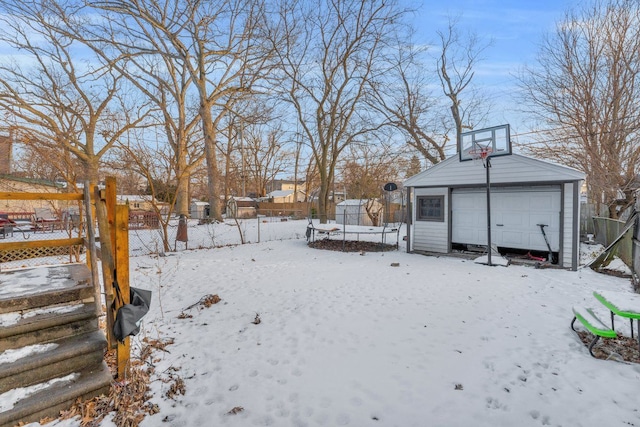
top-left (113, 287), bottom-right (152, 342)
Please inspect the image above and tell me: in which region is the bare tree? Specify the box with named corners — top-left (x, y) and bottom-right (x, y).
top-left (97, 0), bottom-right (275, 221)
top-left (340, 143), bottom-right (404, 199)
top-left (437, 18), bottom-right (492, 153)
top-left (368, 33), bottom-right (448, 165)
top-left (217, 97), bottom-right (288, 200)
top-left (269, 0), bottom-right (409, 223)
top-left (110, 136), bottom-right (178, 252)
top-left (81, 14), bottom-right (206, 217)
top-left (519, 0), bottom-right (640, 218)
top-left (0, 2), bottom-right (149, 185)
top-left (368, 19), bottom-right (490, 167)
top-left (221, 116), bottom-right (241, 203)
top-left (244, 126), bottom-right (291, 198)
top-left (405, 154), bottom-right (422, 178)
top-left (13, 142), bottom-right (80, 186)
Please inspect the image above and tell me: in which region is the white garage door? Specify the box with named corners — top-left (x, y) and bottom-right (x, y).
top-left (452, 187), bottom-right (561, 251)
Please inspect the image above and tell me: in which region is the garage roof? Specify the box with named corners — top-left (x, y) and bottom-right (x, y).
top-left (404, 153), bottom-right (585, 188)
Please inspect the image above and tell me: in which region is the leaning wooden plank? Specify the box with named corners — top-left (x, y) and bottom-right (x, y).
top-left (584, 211), bottom-right (637, 270)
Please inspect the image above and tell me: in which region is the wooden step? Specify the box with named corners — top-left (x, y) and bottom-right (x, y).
top-left (0, 331), bottom-right (107, 394)
top-left (0, 264), bottom-right (93, 314)
top-left (0, 302), bottom-right (98, 352)
top-left (0, 361), bottom-right (112, 427)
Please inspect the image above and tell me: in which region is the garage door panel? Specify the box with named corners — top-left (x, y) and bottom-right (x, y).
top-left (529, 214), bottom-right (556, 227)
top-left (500, 231), bottom-right (525, 247)
top-left (530, 194), bottom-right (556, 210)
top-left (495, 212), bottom-right (525, 227)
top-left (455, 195), bottom-right (482, 209)
top-left (452, 188), bottom-right (560, 251)
top-left (499, 195), bottom-right (523, 210)
top-left (455, 211), bottom-right (483, 227)
top-left (531, 233), bottom-right (559, 251)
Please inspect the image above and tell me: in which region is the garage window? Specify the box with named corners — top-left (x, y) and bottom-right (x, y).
top-left (417, 196), bottom-right (444, 222)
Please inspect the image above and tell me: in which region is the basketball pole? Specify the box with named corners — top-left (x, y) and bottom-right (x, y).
top-left (461, 124), bottom-right (511, 268)
top-left (484, 156), bottom-right (492, 267)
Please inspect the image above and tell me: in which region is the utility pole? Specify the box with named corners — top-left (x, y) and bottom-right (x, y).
top-left (293, 131), bottom-right (301, 205)
top-left (240, 122), bottom-right (245, 198)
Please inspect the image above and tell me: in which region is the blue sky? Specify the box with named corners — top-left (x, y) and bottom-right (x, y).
top-left (409, 0), bottom-right (577, 141)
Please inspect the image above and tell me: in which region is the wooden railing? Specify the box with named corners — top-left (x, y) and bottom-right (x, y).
top-left (0, 191), bottom-right (87, 264)
top-left (0, 179), bottom-right (131, 380)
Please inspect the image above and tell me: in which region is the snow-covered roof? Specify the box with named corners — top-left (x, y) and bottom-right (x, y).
top-left (267, 190), bottom-right (294, 198)
top-left (404, 153), bottom-right (585, 188)
top-left (117, 195), bottom-right (153, 203)
top-left (337, 199), bottom-right (381, 206)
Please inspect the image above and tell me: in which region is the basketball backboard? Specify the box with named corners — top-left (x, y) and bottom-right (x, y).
top-left (459, 124), bottom-right (511, 162)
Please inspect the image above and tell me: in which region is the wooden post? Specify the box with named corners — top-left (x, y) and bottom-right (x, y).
top-left (106, 177), bottom-right (117, 251)
top-left (84, 183), bottom-right (102, 318)
top-left (95, 181), bottom-right (116, 349)
top-left (115, 203), bottom-right (130, 380)
top-left (84, 185), bottom-right (92, 272)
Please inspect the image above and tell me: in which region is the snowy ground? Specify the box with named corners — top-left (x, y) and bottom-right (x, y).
top-left (19, 220), bottom-right (640, 427)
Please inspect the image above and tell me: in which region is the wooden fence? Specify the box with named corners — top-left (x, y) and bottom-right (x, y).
top-left (592, 217), bottom-right (634, 267)
top-left (256, 201), bottom-right (405, 223)
top-left (256, 202), bottom-right (321, 219)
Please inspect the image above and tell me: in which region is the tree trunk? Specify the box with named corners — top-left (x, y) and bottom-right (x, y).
top-left (174, 164), bottom-right (190, 217)
top-left (201, 105), bottom-right (222, 221)
top-left (318, 181), bottom-right (330, 224)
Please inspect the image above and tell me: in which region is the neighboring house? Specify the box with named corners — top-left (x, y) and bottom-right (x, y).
top-left (0, 175), bottom-right (63, 214)
top-left (266, 179), bottom-right (305, 194)
top-left (117, 195), bottom-right (169, 215)
top-left (403, 154), bottom-right (585, 271)
top-left (117, 195), bottom-right (153, 211)
top-left (329, 191), bottom-right (346, 204)
top-left (266, 189), bottom-right (306, 203)
top-left (335, 199), bottom-right (384, 226)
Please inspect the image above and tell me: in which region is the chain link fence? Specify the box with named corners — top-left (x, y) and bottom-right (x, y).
top-left (128, 216), bottom-right (311, 256)
top-left (1, 205), bottom-right (405, 268)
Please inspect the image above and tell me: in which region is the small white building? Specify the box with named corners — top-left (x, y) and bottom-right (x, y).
top-left (266, 189), bottom-right (305, 203)
top-left (335, 199), bottom-right (383, 226)
top-left (403, 154), bottom-right (585, 270)
top-left (190, 201), bottom-right (209, 219)
top-left (226, 197), bottom-right (258, 218)
top-left (191, 198), bottom-right (258, 219)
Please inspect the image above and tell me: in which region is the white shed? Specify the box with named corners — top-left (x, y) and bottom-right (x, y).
top-left (335, 199), bottom-right (383, 226)
top-left (190, 201), bottom-right (209, 219)
top-left (403, 154), bottom-right (585, 270)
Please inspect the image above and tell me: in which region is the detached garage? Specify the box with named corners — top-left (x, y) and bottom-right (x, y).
top-left (404, 154), bottom-right (585, 270)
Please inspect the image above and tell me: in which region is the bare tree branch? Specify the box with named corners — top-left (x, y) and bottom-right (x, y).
top-left (518, 0), bottom-right (640, 218)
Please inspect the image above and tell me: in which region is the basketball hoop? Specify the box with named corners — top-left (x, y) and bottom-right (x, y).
top-left (468, 146), bottom-right (493, 167)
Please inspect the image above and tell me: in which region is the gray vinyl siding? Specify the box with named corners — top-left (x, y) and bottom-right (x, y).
top-left (404, 154), bottom-right (584, 188)
top-left (412, 187), bottom-right (448, 253)
top-left (405, 154), bottom-right (585, 270)
top-left (561, 182), bottom-right (580, 270)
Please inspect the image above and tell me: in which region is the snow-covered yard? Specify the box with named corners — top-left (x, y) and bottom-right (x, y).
top-left (25, 220), bottom-right (640, 426)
